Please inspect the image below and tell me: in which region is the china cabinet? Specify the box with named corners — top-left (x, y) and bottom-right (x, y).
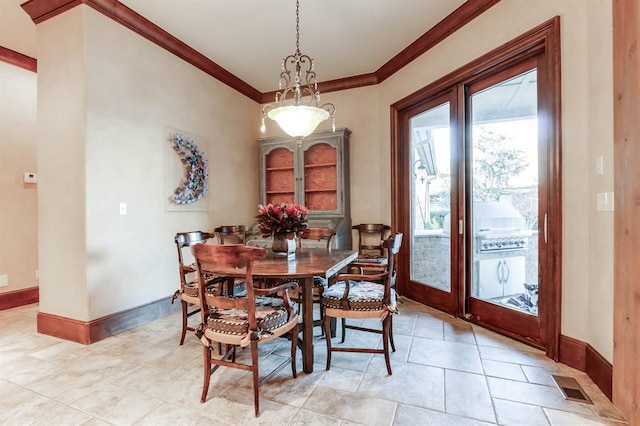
top-left (248, 128), bottom-right (352, 249)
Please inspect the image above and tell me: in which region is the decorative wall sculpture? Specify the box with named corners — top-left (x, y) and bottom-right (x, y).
top-left (170, 132), bottom-right (209, 205)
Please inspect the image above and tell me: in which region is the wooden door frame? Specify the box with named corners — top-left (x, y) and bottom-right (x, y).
top-left (391, 17), bottom-right (562, 360)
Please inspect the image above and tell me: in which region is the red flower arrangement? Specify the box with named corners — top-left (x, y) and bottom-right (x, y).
top-left (256, 203), bottom-right (309, 237)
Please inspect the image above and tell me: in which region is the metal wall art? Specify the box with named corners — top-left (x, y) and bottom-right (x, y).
top-left (170, 132), bottom-right (209, 205)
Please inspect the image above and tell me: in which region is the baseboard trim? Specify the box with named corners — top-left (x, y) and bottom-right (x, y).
top-left (0, 286), bottom-right (39, 311)
top-left (559, 334), bottom-right (613, 400)
top-left (37, 296), bottom-right (179, 345)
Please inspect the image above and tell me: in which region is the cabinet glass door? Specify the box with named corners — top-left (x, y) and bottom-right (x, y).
top-left (264, 147), bottom-right (295, 205)
top-left (303, 142), bottom-right (339, 212)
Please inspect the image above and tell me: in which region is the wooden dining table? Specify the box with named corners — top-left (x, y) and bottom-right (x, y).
top-left (248, 248), bottom-right (358, 373)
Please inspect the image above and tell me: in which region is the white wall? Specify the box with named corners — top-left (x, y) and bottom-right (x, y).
top-left (0, 61), bottom-right (38, 295)
top-left (37, 5), bottom-right (259, 320)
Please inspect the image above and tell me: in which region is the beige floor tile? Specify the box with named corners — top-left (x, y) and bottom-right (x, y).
top-left (319, 365), bottom-right (364, 393)
top-left (70, 384), bottom-right (163, 424)
top-left (302, 385), bottom-right (397, 426)
top-left (544, 407), bottom-right (623, 425)
top-left (482, 359), bottom-right (527, 381)
top-left (0, 379), bottom-right (65, 424)
top-left (28, 405), bottom-right (95, 426)
top-left (289, 408), bottom-right (342, 425)
top-left (445, 369), bottom-right (495, 423)
top-left (487, 376), bottom-right (596, 416)
top-left (133, 403), bottom-right (221, 425)
top-left (360, 358), bottom-right (445, 411)
top-left (394, 404), bottom-right (495, 425)
top-left (493, 398), bottom-right (550, 425)
top-left (409, 336), bottom-right (483, 374)
top-left (0, 302), bottom-right (628, 425)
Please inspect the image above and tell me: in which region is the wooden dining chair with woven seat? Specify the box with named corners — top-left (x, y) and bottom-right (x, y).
top-left (349, 223), bottom-right (391, 274)
top-left (173, 231), bottom-right (221, 345)
top-left (192, 243), bottom-right (299, 417)
top-left (214, 225), bottom-right (249, 295)
top-left (214, 225), bottom-right (247, 245)
top-left (322, 233), bottom-right (403, 375)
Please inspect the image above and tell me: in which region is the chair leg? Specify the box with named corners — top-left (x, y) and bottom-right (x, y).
top-left (200, 344), bottom-right (212, 402)
top-left (323, 314), bottom-right (333, 370)
top-left (251, 340), bottom-right (260, 417)
top-left (180, 300), bottom-right (188, 345)
top-left (291, 323), bottom-right (298, 378)
top-left (382, 317), bottom-right (392, 375)
top-left (341, 318), bottom-right (346, 343)
top-left (389, 315), bottom-right (396, 352)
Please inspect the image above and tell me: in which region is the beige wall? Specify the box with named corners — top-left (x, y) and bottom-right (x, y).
top-left (37, 5), bottom-right (259, 320)
top-left (0, 61), bottom-right (38, 295)
top-left (377, 0), bottom-right (614, 362)
top-left (9, 0), bottom-right (615, 361)
top-left (263, 0), bottom-right (615, 361)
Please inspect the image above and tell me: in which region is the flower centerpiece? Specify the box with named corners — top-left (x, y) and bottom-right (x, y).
top-left (256, 203), bottom-right (309, 253)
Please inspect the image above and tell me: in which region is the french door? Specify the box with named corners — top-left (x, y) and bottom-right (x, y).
top-left (391, 19), bottom-right (561, 354)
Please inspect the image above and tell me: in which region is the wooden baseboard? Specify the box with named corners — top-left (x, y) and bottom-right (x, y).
top-left (0, 286), bottom-right (39, 311)
top-left (559, 334), bottom-right (613, 400)
top-left (37, 296), bottom-right (179, 345)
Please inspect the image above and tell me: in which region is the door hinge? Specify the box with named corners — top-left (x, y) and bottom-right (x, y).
top-left (459, 219), bottom-right (464, 235)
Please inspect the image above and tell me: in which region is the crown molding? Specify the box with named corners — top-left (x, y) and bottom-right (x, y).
top-left (21, 0), bottom-right (501, 103)
top-left (21, 0), bottom-right (263, 102)
top-left (0, 45), bottom-right (37, 72)
top-left (376, 0), bottom-right (502, 82)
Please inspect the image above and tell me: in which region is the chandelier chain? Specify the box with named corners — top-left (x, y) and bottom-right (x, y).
top-left (295, 0), bottom-right (300, 54)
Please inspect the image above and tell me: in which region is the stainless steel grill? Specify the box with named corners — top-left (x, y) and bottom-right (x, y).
top-left (473, 202), bottom-right (531, 253)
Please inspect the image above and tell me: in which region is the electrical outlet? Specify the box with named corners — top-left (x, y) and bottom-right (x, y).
top-left (119, 202), bottom-right (127, 215)
top-left (35, 270), bottom-right (39, 280)
top-left (0, 274), bottom-right (8, 287)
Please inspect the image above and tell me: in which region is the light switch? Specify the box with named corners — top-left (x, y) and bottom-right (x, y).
top-left (0, 274), bottom-right (8, 287)
top-left (595, 156), bottom-right (604, 176)
top-left (119, 203), bottom-right (127, 215)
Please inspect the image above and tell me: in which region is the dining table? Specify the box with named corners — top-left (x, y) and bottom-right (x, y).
top-left (248, 248), bottom-right (358, 373)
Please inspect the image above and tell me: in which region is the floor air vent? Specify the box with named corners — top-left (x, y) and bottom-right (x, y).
top-left (551, 375), bottom-right (593, 404)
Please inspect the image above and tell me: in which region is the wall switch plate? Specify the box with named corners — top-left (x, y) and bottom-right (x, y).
top-left (35, 270), bottom-right (39, 280)
top-left (119, 203), bottom-right (127, 215)
top-left (595, 156), bottom-right (604, 176)
top-left (0, 274), bottom-right (8, 287)
top-left (24, 172), bottom-right (38, 183)
top-left (597, 192), bottom-right (614, 211)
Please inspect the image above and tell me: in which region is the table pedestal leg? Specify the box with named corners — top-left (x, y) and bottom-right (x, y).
top-left (301, 276), bottom-right (314, 373)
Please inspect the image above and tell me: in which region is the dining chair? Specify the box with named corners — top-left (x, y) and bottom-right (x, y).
top-left (349, 223), bottom-right (392, 273)
top-left (214, 225), bottom-right (249, 295)
top-left (192, 243), bottom-right (299, 417)
top-left (173, 231), bottom-right (219, 345)
top-left (214, 225), bottom-right (247, 245)
top-left (322, 233), bottom-right (403, 375)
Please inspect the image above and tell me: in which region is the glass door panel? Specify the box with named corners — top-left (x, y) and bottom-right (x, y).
top-left (469, 68), bottom-right (540, 320)
top-left (410, 102), bottom-right (452, 292)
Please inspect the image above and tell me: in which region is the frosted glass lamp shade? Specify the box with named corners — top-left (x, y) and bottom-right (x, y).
top-left (268, 105), bottom-right (330, 138)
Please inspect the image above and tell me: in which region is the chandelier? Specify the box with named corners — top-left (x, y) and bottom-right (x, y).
top-left (260, 0), bottom-right (335, 139)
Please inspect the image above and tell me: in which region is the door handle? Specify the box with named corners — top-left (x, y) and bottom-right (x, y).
top-left (544, 213), bottom-right (548, 244)
top-left (503, 260), bottom-right (510, 283)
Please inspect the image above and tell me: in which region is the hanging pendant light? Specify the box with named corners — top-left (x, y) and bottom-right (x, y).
top-left (260, 0), bottom-right (336, 139)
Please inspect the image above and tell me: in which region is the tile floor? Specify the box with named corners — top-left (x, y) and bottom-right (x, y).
top-left (0, 299), bottom-right (629, 425)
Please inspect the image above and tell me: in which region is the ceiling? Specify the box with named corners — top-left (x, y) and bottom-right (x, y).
top-left (1, 0), bottom-right (468, 93)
